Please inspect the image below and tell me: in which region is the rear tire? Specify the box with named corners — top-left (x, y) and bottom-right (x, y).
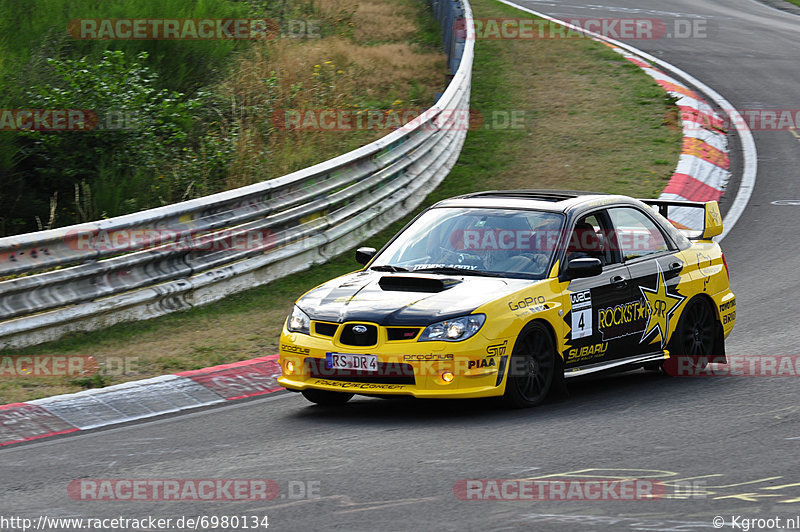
top-left (502, 322), bottom-right (556, 408)
top-left (301, 389), bottom-right (354, 405)
top-left (663, 297), bottom-right (716, 376)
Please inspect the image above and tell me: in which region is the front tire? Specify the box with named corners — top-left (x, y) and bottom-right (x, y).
top-left (301, 389), bottom-right (354, 406)
top-left (503, 322), bottom-right (556, 408)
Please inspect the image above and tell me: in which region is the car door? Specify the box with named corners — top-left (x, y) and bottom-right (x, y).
top-left (562, 210), bottom-right (633, 368)
top-left (607, 206), bottom-right (687, 357)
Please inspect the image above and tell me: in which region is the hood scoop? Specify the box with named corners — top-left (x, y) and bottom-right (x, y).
top-left (378, 275), bottom-right (461, 293)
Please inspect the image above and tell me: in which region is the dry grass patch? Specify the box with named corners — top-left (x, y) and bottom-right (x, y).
top-left (218, 0), bottom-right (446, 187)
top-left (351, 0), bottom-right (420, 41)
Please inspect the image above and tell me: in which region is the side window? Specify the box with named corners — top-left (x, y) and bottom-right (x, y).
top-left (565, 212), bottom-right (620, 266)
top-left (608, 207), bottom-right (669, 261)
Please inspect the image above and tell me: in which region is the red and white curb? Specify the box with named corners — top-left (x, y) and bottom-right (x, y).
top-left (604, 44), bottom-right (731, 229)
top-left (0, 355), bottom-right (282, 446)
top-left (496, 0), bottom-right (757, 241)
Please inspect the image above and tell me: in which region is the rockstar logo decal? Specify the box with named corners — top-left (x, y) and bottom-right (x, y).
top-left (639, 263), bottom-right (685, 348)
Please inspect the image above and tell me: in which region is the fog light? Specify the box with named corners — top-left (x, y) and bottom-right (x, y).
top-left (285, 361), bottom-right (295, 375)
top-left (442, 371), bottom-right (454, 383)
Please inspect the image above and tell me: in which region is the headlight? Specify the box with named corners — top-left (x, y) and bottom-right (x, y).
top-left (418, 314), bottom-right (485, 342)
top-left (287, 306), bottom-right (311, 335)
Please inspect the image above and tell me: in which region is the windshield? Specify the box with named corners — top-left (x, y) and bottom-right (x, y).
top-left (371, 207), bottom-right (565, 279)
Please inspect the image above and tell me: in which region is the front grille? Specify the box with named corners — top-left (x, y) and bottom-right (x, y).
top-left (339, 323), bottom-right (378, 346)
top-left (387, 327), bottom-right (421, 341)
top-left (304, 358), bottom-right (416, 385)
top-left (314, 322), bottom-right (338, 337)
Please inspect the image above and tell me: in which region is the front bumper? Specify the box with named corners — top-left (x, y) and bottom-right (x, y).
top-left (277, 327), bottom-right (512, 399)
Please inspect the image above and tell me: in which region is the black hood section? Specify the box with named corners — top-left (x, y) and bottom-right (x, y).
top-left (377, 275), bottom-right (460, 293)
top-left (298, 270), bottom-right (533, 326)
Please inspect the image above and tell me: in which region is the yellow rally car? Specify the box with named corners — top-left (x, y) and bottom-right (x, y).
top-left (278, 191), bottom-right (735, 408)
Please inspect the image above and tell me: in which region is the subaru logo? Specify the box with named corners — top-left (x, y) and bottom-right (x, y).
top-left (352, 325), bottom-right (368, 334)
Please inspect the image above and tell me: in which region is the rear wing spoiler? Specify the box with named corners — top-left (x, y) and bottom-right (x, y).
top-left (639, 199), bottom-right (723, 240)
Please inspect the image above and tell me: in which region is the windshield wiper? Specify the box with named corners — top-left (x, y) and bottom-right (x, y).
top-left (370, 265), bottom-right (410, 272)
top-left (412, 267), bottom-right (503, 277)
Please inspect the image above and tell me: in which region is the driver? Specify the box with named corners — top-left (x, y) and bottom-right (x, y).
top-left (424, 215), bottom-right (559, 275)
top-left (425, 217), bottom-right (480, 267)
top-left (495, 218), bottom-right (561, 274)
top-left (462, 217), bottom-right (518, 270)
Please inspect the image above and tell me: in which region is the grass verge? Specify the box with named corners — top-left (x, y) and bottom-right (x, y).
top-left (0, 0), bottom-right (682, 403)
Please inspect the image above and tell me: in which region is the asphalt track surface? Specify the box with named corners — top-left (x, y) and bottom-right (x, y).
top-left (1, 2), bottom-right (799, 531)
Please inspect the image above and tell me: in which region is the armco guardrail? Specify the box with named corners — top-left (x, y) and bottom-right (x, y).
top-left (0, 0), bottom-right (474, 349)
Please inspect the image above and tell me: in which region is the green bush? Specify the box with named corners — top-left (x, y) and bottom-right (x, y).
top-left (0, 0), bottom-right (249, 234)
top-left (19, 50), bottom-right (236, 222)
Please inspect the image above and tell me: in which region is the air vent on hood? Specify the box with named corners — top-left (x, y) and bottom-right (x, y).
top-left (378, 275), bottom-right (460, 293)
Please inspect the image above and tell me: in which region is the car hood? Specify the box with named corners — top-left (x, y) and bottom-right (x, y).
top-left (297, 270), bottom-right (535, 325)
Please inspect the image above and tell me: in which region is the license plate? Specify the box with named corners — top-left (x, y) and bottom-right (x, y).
top-left (326, 352), bottom-right (378, 372)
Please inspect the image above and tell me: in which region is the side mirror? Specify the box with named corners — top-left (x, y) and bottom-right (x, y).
top-left (355, 247), bottom-right (377, 266)
top-left (565, 258), bottom-right (602, 279)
